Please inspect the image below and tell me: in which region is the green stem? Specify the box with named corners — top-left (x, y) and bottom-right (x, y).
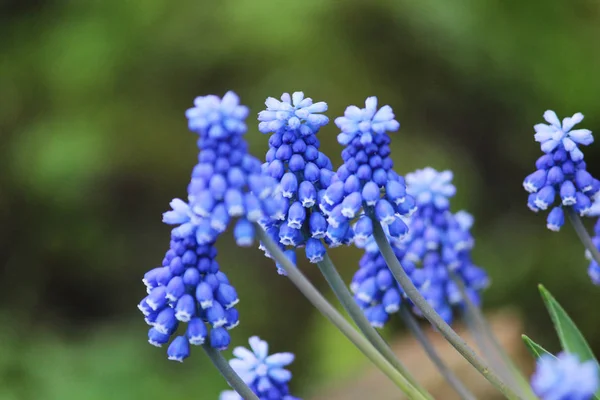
top-left (371, 219), bottom-right (522, 400)
top-left (566, 208), bottom-right (600, 266)
top-left (316, 253), bottom-right (432, 399)
top-left (254, 224), bottom-right (427, 399)
top-left (202, 344), bottom-right (259, 400)
top-left (399, 306), bottom-right (476, 400)
top-left (450, 273), bottom-right (537, 399)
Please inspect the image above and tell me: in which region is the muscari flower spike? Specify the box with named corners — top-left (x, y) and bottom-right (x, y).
top-left (139, 92), bottom-right (286, 360)
top-left (257, 92), bottom-right (336, 271)
top-left (531, 352), bottom-right (599, 400)
top-left (320, 96), bottom-right (415, 248)
top-left (351, 168), bottom-right (489, 327)
top-left (220, 336), bottom-right (300, 400)
top-left (523, 110), bottom-right (600, 231)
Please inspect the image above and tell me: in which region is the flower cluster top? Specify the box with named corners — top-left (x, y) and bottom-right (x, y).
top-left (524, 111), bottom-right (600, 231)
top-left (220, 336), bottom-right (300, 400)
top-left (320, 97), bottom-right (416, 248)
top-left (531, 352), bottom-right (598, 400)
top-left (257, 92), bottom-right (335, 271)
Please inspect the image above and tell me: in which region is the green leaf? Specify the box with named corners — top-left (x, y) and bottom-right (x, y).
top-left (538, 284), bottom-right (597, 363)
top-left (521, 334), bottom-right (554, 359)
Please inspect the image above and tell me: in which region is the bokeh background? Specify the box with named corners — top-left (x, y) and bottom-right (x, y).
top-left (2, 0), bottom-right (600, 398)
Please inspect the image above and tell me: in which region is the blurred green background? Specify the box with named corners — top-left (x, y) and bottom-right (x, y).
top-left (2, 0), bottom-right (600, 398)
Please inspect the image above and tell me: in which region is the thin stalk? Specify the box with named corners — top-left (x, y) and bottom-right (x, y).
top-left (399, 306), bottom-right (476, 400)
top-left (254, 223), bottom-right (428, 399)
top-left (371, 219), bottom-right (522, 400)
top-left (317, 253), bottom-right (432, 400)
top-left (567, 208), bottom-right (600, 265)
top-left (202, 344), bottom-right (259, 400)
top-left (450, 273), bottom-right (537, 399)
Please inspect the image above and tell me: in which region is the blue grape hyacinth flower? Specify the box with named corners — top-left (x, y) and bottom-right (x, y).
top-left (351, 168), bottom-right (489, 327)
top-left (139, 209), bottom-right (240, 361)
top-left (184, 91), bottom-right (286, 247)
top-left (320, 97), bottom-right (415, 247)
top-left (220, 336), bottom-right (300, 400)
top-left (524, 110), bottom-right (600, 231)
top-left (257, 92), bottom-right (336, 268)
top-left (531, 352), bottom-right (599, 400)
top-left (139, 92), bottom-right (287, 360)
top-left (584, 206), bottom-right (600, 285)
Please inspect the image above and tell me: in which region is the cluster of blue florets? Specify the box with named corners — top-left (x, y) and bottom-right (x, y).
top-left (319, 97), bottom-right (416, 247)
top-left (524, 111), bottom-right (600, 231)
top-left (257, 92), bottom-right (335, 270)
top-left (531, 352), bottom-right (599, 400)
top-left (351, 168), bottom-right (489, 326)
top-left (138, 223), bottom-right (238, 361)
top-left (139, 92), bottom-right (287, 360)
top-left (220, 336), bottom-right (300, 400)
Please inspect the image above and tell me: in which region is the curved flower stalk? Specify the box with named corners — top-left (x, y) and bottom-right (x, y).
top-left (531, 352), bottom-right (598, 400)
top-left (220, 336), bottom-right (300, 400)
top-left (257, 92), bottom-right (337, 270)
top-left (138, 92), bottom-right (286, 361)
top-left (523, 111), bottom-right (599, 230)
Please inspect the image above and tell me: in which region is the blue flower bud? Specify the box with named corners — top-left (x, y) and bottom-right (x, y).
top-left (546, 207), bottom-right (564, 232)
top-left (143, 267), bottom-right (161, 290)
top-left (356, 277), bottom-right (377, 303)
top-left (275, 144), bottom-right (292, 160)
top-left (155, 267), bottom-right (173, 287)
top-left (148, 327), bottom-right (170, 347)
top-left (195, 219), bottom-right (216, 244)
top-left (224, 188), bottom-right (244, 217)
top-left (166, 276), bottom-right (186, 302)
top-left (365, 305), bottom-right (389, 328)
top-left (376, 269), bottom-right (393, 290)
top-left (356, 164), bottom-right (372, 180)
top-left (396, 195), bottom-right (416, 215)
top-left (209, 204), bottom-right (230, 233)
top-left (320, 169), bottom-right (334, 188)
top-left (287, 201), bottom-right (306, 229)
top-left (146, 286), bottom-right (168, 311)
top-left (341, 192), bottom-right (363, 218)
top-left (187, 318), bottom-right (208, 345)
top-left (388, 217), bottom-right (409, 239)
top-left (548, 166), bottom-right (565, 185)
top-left (535, 154), bottom-right (554, 170)
top-left (195, 281), bottom-right (214, 309)
top-left (304, 162), bottom-right (320, 182)
top-left (353, 216), bottom-right (373, 246)
top-left (344, 175), bottom-right (361, 194)
top-left (309, 212), bottom-right (327, 238)
top-left (244, 193), bottom-right (263, 222)
top-left (298, 181), bottom-right (317, 207)
top-left (267, 160), bottom-right (285, 180)
top-left (574, 192), bottom-right (591, 215)
top-left (210, 327), bottom-right (231, 350)
top-left (372, 168), bottom-right (388, 186)
top-left (263, 195), bottom-right (289, 221)
top-left (534, 186), bottom-right (555, 210)
top-left (207, 301), bottom-right (227, 328)
top-left (305, 238), bottom-right (326, 263)
top-left (289, 154), bottom-right (306, 172)
top-left (233, 218), bottom-right (255, 247)
top-left (362, 181), bottom-right (380, 206)
top-left (279, 224), bottom-right (303, 246)
top-left (155, 308), bottom-right (178, 335)
top-left (560, 180), bottom-right (577, 205)
top-left (224, 308), bottom-right (240, 330)
top-left (386, 180), bottom-right (406, 204)
top-left (216, 283), bottom-right (239, 309)
top-left (326, 221), bottom-right (350, 247)
top-left (175, 294), bottom-right (196, 322)
top-left (327, 204), bottom-right (348, 228)
top-left (575, 169), bottom-right (594, 192)
top-left (204, 273), bottom-right (220, 290)
top-left (323, 181), bottom-right (344, 206)
top-left (167, 336), bottom-right (190, 362)
top-left (281, 172), bottom-right (298, 198)
top-left (382, 288), bottom-right (401, 313)
top-left (375, 199), bottom-right (396, 224)
top-left (523, 170), bottom-right (547, 193)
